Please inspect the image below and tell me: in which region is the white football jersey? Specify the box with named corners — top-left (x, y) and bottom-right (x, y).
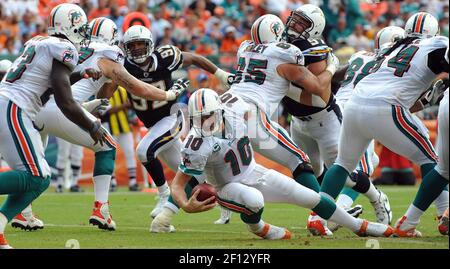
top-left (179, 99), bottom-right (256, 188)
top-left (353, 36), bottom-right (449, 109)
top-left (228, 40), bottom-right (304, 117)
top-left (0, 36), bottom-right (78, 119)
top-left (72, 42), bottom-right (125, 103)
top-left (335, 50), bottom-right (376, 105)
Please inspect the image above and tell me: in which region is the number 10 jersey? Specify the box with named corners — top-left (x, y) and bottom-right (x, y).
top-left (179, 97), bottom-right (256, 188)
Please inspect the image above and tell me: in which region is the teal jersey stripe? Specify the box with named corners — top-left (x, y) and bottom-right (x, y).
top-left (179, 164), bottom-right (203, 176)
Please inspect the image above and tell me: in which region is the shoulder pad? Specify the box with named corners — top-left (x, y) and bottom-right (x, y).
top-left (238, 40), bottom-right (253, 54)
top-left (155, 45), bottom-right (183, 71)
top-left (349, 50), bottom-right (374, 63)
top-left (46, 38), bottom-right (79, 70)
top-left (94, 43), bottom-right (125, 64)
top-left (423, 35), bottom-right (449, 48)
top-left (267, 42), bottom-right (305, 65)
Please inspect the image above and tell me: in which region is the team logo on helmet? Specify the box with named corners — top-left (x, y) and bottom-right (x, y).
top-left (68, 9), bottom-right (83, 26)
top-left (270, 21), bottom-right (282, 38)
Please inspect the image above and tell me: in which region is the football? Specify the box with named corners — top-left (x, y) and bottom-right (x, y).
top-left (192, 183), bottom-right (217, 204)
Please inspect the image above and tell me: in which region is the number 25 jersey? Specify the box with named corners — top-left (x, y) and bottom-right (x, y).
top-left (228, 40), bottom-right (304, 117)
top-left (353, 36), bottom-right (449, 109)
top-left (0, 36), bottom-right (78, 120)
top-left (124, 45), bottom-right (183, 128)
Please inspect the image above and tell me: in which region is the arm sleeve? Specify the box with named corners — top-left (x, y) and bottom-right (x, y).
top-left (427, 48), bottom-right (449, 74)
top-left (157, 45), bottom-right (184, 71)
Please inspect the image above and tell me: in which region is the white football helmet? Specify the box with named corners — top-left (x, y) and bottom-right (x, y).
top-left (0, 59), bottom-right (12, 81)
top-left (47, 3), bottom-right (89, 51)
top-left (123, 25), bottom-right (154, 64)
top-left (89, 17), bottom-right (119, 46)
top-left (251, 14), bottom-right (284, 44)
top-left (188, 88), bottom-right (223, 137)
top-left (404, 12), bottom-right (439, 38)
top-left (283, 4), bottom-right (326, 42)
top-left (374, 26), bottom-right (405, 51)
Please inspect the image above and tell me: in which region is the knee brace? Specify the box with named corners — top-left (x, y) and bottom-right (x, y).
top-left (293, 162), bottom-right (315, 178)
top-left (94, 149), bottom-right (116, 176)
top-left (350, 170), bottom-right (370, 194)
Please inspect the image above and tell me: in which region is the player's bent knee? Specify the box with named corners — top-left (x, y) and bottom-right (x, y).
top-left (242, 188), bottom-right (264, 213)
top-left (38, 176), bottom-right (50, 194)
top-left (292, 162), bottom-right (314, 178)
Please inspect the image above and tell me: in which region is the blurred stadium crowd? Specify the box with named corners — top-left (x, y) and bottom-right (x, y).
top-left (1, 0), bottom-right (448, 59)
top-left (1, 0), bottom-right (447, 187)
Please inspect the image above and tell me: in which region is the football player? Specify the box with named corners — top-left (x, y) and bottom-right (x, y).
top-left (329, 26), bottom-right (448, 232)
top-left (0, 3), bottom-right (107, 248)
top-left (11, 17), bottom-right (189, 232)
top-left (151, 14), bottom-right (340, 234)
top-left (171, 88), bottom-right (393, 239)
top-left (120, 25), bottom-right (234, 221)
top-left (282, 5), bottom-right (393, 232)
top-left (316, 12), bottom-right (449, 237)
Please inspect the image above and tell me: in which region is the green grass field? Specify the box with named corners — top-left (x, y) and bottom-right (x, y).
top-left (1, 185), bottom-right (448, 249)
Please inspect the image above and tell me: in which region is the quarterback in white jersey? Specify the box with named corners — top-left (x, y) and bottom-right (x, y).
top-left (0, 4), bottom-right (108, 249)
top-left (170, 88), bottom-right (394, 239)
top-left (152, 14), bottom-right (339, 235)
top-left (318, 12), bottom-right (449, 237)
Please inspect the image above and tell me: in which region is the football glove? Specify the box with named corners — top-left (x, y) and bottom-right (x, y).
top-left (89, 121), bottom-right (108, 146)
top-left (214, 68), bottom-right (235, 89)
top-left (166, 78), bottom-right (190, 101)
top-left (419, 79), bottom-right (447, 108)
top-left (82, 99), bottom-right (110, 116)
top-left (326, 51), bottom-right (340, 75)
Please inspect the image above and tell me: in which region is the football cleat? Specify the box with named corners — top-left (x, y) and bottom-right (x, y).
top-left (437, 208), bottom-right (449, 236)
top-left (128, 183), bottom-right (141, 192)
top-left (214, 207), bottom-right (232, 224)
top-left (355, 219), bottom-right (394, 237)
top-left (0, 234), bottom-right (12, 249)
top-left (69, 185), bottom-right (84, 193)
top-left (11, 213), bottom-right (44, 231)
top-left (307, 212), bottom-right (333, 236)
top-left (89, 201), bottom-right (116, 231)
top-left (328, 204), bottom-right (363, 232)
top-left (55, 184), bottom-right (63, 193)
top-left (371, 190), bottom-right (392, 225)
top-left (253, 223), bottom-right (291, 240)
top-left (150, 189), bottom-right (170, 219)
top-left (150, 208), bottom-right (176, 233)
top-left (394, 215), bottom-right (422, 237)
top-left (109, 183), bottom-right (118, 192)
